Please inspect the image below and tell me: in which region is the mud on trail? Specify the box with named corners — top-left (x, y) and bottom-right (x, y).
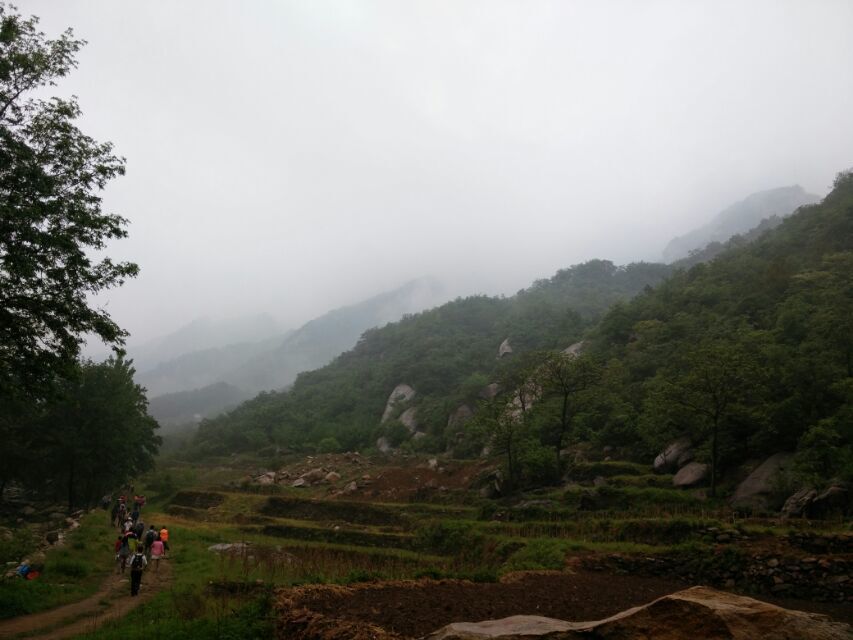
top-left (0, 560), bottom-right (172, 640)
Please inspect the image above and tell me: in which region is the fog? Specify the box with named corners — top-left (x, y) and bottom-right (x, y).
top-left (21, 0), bottom-right (853, 345)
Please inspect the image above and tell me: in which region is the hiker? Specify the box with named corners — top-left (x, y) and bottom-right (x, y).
top-left (116, 534), bottom-right (131, 573)
top-left (130, 505), bottom-right (140, 524)
top-left (122, 516), bottom-right (133, 534)
top-left (129, 549), bottom-right (147, 596)
top-left (133, 519), bottom-right (144, 538)
top-left (144, 525), bottom-right (157, 559)
top-left (159, 526), bottom-right (169, 557)
top-left (110, 501), bottom-right (119, 526)
top-left (117, 501), bottom-right (127, 525)
top-left (149, 537), bottom-right (165, 573)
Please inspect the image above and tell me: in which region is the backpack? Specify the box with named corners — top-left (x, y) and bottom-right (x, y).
top-left (145, 530), bottom-right (156, 545)
top-left (131, 553), bottom-right (144, 570)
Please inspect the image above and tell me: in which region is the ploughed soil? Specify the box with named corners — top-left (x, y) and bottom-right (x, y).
top-left (277, 570), bottom-right (853, 640)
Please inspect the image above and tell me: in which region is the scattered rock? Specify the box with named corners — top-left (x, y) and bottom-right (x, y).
top-left (300, 468), bottom-right (327, 484)
top-left (291, 478), bottom-right (308, 488)
top-left (731, 453), bottom-right (793, 512)
top-left (653, 437), bottom-right (692, 472)
top-left (479, 383), bottom-right (500, 399)
top-left (673, 462), bottom-right (709, 488)
top-left (45, 530), bottom-right (62, 545)
top-left (342, 481), bottom-right (358, 495)
top-left (782, 487), bottom-right (818, 518)
top-left (428, 458), bottom-right (439, 470)
top-left (324, 471), bottom-right (341, 483)
top-left (497, 338), bottom-right (513, 358)
top-left (256, 471), bottom-right (276, 486)
top-left (376, 437), bottom-right (392, 453)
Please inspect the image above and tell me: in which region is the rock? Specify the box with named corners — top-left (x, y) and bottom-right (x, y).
top-left (497, 338), bottom-right (513, 358)
top-left (290, 478), bottom-right (308, 488)
top-left (428, 458), bottom-right (439, 470)
top-left (381, 383), bottom-right (416, 423)
top-left (45, 530), bottom-right (62, 545)
top-left (782, 488), bottom-right (818, 518)
top-left (256, 471), bottom-right (276, 486)
top-left (673, 462), bottom-right (709, 488)
top-left (480, 383), bottom-right (500, 399)
top-left (447, 404), bottom-right (474, 430)
top-left (376, 437), bottom-right (392, 453)
top-left (342, 481), bottom-right (358, 495)
top-left (562, 341), bottom-right (585, 357)
top-left (209, 542), bottom-right (250, 554)
top-left (21, 506), bottom-right (36, 516)
top-left (807, 484), bottom-right (850, 519)
top-left (653, 437), bottom-right (692, 472)
top-left (300, 468), bottom-right (326, 484)
top-left (731, 453), bottom-right (794, 512)
top-left (424, 586), bottom-right (852, 640)
top-left (399, 407), bottom-right (419, 433)
top-left (324, 471), bottom-right (341, 483)
top-left (413, 431), bottom-right (427, 440)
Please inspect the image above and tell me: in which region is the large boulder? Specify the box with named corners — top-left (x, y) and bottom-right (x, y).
top-left (562, 341), bottom-right (585, 357)
top-left (497, 338), bottom-right (513, 358)
top-left (653, 438), bottom-right (693, 472)
top-left (300, 468), bottom-right (327, 485)
top-left (376, 437), bottom-right (392, 453)
top-left (673, 462), bottom-right (709, 488)
top-left (480, 383), bottom-right (500, 399)
top-left (447, 404), bottom-right (474, 430)
top-left (781, 488), bottom-right (818, 518)
top-left (380, 383), bottom-right (416, 423)
top-left (399, 407), bottom-right (419, 433)
top-left (731, 453), bottom-right (793, 512)
top-left (425, 586), bottom-right (851, 640)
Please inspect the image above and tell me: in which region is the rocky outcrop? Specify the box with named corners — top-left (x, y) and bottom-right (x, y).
top-left (381, 384), bottom-right (416, 423)
top-left (480, 383), bottom-right (500, 399)
top-left (399, 407), bottom-right (419, 433)
top-left (497, 338), bottom-right (513, 358)
top-left (731, 453), bottom-right (793, 512)
top-left (673, 462), bottom-right (708, 487)
top-left (447, 404), bottom-right (474, 430)
top-left (782, 488), bottom-right (818, 518)
top-left (653, 438), bottom-right (693, 472)
top-left (562, 341), bottom-right (585, 357)
top-left (425, 586), bottom-right (852, 639)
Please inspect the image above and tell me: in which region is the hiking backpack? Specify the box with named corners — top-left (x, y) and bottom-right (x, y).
top-left (131, 554), bottom-right (144, 570)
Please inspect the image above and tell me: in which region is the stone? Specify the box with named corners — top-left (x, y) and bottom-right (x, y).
top-left (45, 530), bottom-right (62, 545)
top-left (428, 458), bottom-right (439, 470)
top-left (807, 484), bottom-right (850, 519)
top-left (324, 471), bottom-right (341, 483)
top-left (424, 586), bottom-right (852, 640)
top-left (480, 383), bottom-right (500, 399)
top-left (290, 478), bottom-right (308, 488)
top-left (399, 407), bottom-right (419, 433)
top-left (381, 383), bottom-right (416, 423)
top-left (497, 338), bottom-right (513, 358)
top-left (21, 506), bottom-right (36, 516)
top-left (300, 468), bottom-right (326, 484)
top-left (256, 471), bottom-right (276, 486)
top-left (673, 462), bottom-right (709, 488)
top-left (653, 437), bottom-right (692, 472)
top-left (731, 453), bottom-right (794, 512)
top-left (376, 437), bottom-right (392, 453)
top-left (447, 404), bottom-right (474, 430)
top-left (342, 481), bottom-right (358, 495)
top-left (562, 341), bottom-right (585, 357)
top-left (782, 487), bottom-right (818, 518)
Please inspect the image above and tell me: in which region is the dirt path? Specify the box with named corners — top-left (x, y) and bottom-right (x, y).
top-left (0, 560), bottom-right (172, 639)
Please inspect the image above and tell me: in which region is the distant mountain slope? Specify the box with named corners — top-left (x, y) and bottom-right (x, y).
top-left (138, 277), bottom-right (449, 398)
top-left (662, 185), bottom-right (820, 263)
top-left (147, 382), bottom-right (250, 426)
top-left (193, 260), bottom-right (673, 455)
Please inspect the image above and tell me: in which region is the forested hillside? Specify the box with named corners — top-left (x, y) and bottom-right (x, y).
top-left (192, 260), bottom-right (672, 455)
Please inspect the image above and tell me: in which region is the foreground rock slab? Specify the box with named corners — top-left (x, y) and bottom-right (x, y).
top-left (424, 586), bottom-right (852, 640)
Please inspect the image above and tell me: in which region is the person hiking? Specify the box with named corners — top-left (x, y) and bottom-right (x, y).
top-left (148, 537), bottom-right (165, 572)
top-left (159, 526), bottom-right (170, 557)
top-left (129, 549), bottom-right (147, 596)
top-left (133, 519), bottom-right (144, 538)
top-left (114, 535), bottom-right (125, 573)
top-left (130, 506), bottom-right (140, 524)
top-left (144, 525), bottom-right (157, 559)
top-left (117, 501), bottom-right (127, 526)
top-left (110, 501), bottom-right (119, 526)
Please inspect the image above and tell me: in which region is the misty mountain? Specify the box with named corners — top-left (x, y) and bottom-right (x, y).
top-left (128, 313), bottom-right (286, 373)
top-left (147, 382), bottom-right (250, 427)
top-left (662, 185), bottom-right (820, 263)
top-left (138, 277), bottom-right (448, 399)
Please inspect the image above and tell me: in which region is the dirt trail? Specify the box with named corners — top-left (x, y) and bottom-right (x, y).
top-left (0, 560), bottom-right (172, 639)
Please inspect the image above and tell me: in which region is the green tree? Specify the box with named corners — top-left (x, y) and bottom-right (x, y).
top-left (645, 335), bottom-right (765, 497)
top-left (0, 3), bottom-right (136, 397)
top-left (37, 358), bottom-right (160, 509)
top-left (540, 352), bottom-right (601, 475)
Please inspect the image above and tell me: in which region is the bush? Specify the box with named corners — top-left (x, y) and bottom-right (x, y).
top-left (505, 539), bottom-right (566, 571)
top-left (317, 437), bottom-right (341, 454)
top-left (47, 558), bottom-right (90, 579)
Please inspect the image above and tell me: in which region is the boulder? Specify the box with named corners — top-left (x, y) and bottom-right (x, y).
top-left (673, 462), bottom-right (709, 488)
top-left (290, 478), bottom-right (308, 488)
top-left (731, 453), bottom-right (793, 512)
top-left (807, 484), bottom-right (850, 519)
top-left (447, 404), bottom-right (474, 429)
top-left (324, 471), bottom-right (341, 483)
top-left (428, 458), bottom-right (439, 470)
top-left (480, 383), bottom-right (500, 399)
top-left (562, 341), bottom-right (585, 357)
top-left (653, 437), bottom-right (692, 472)
top-left (300, 468), bottom-right (327, 484)
top-left (497, 338), bottom-right (513, 358)
top-left (381, 383), bottom-right (416, 423)
top-left (424, 586), bottom-right (852, 640)
top-left (399, 407), bottom-right (419, 433)
top-left (342, 481), bottom-right (358, 495)
top-left (256, 471), bottom-right (276, 486)
top-left (376, 437), bottom-right (392, 453)
top-left (781, 488), bottom-right (818, 518)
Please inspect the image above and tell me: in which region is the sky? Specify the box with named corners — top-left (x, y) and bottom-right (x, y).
top-left (19, 0), bottom-right (853, 345)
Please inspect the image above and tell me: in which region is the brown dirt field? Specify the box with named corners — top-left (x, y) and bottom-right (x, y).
top-left (276, 570), bottom-right (853, 640)
top-left (0, 560), bottom-right (171, 640)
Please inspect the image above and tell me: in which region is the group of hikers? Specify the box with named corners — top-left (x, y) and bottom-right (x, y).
top-left (108, 492), bottom-right (170, 597)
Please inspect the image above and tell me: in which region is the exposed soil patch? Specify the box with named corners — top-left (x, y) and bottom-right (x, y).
top-left (276, 570), bottom-right (853, 640)
top-left (260, 496), bottom-right (407, 527)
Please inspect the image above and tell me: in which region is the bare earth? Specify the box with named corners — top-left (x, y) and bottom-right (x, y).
top-left (0, 560), bottom-right (171, 640)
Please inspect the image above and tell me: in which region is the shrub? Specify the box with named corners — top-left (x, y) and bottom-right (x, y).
top-left (505, 539), bottom-right (566, 571)
top-left (47, 558), bottom-right (90, 579)
top-left (317, 437), bottom-right (341, 454)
